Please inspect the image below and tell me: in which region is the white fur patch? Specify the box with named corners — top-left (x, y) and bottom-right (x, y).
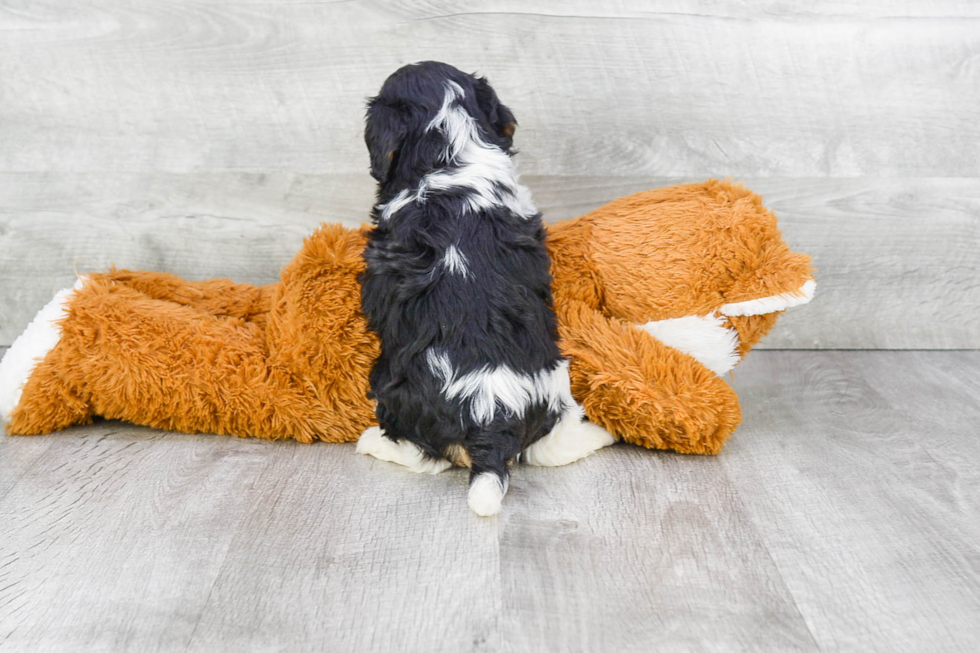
top-left (441, 244), bottom-right (469, 277)
top-left (379, 188), bottom-right (414, 222)
top-left (355, 426), bottom-right (452, 474)
top-left (720, 280), bottom-right (817, 317)
top-left (639, 313), bottom-right (741, 376)
top-left (428, 80), bottom-right (469, 160)
top-left (523, 403), bottom-right (617, 467)
top-left (0, 281), bottom-right (81, 420)
top-left (426, 350), bottom-right (573, 425)
top-left (422, 82), bottom-right (537, 220)
top-left (467, 472), bottom-right (507, 517)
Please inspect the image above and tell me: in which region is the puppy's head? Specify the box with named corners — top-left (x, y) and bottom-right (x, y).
top-left (364, 61), bottom-right (517, 185)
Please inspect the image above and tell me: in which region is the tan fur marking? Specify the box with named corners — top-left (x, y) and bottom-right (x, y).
top-left (444, 443), bottom-right (473, 468)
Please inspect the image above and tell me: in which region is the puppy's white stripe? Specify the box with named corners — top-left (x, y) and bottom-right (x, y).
top-left (639, 313), bottom-right (741, 376)
top-left (467, 472), bottom-right (507, 516)
top-left (441, 245), bottom-right (469, 277)
top-left (720, 280), bottom-right (816, 317)
top-left (428, 80), bottom-right (469, 160)
top-left (379, 188), bottom-right (414, 222)
top-left (423, 83), bottom-right (538, 220)
top-left (425, 350), bottom-right (571, 425)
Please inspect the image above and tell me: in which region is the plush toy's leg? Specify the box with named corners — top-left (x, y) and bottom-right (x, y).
top-left (556, 300), bottom-right (742, 455)
top-left (0, 281), bottom-right (93, 432)
top-left (6, 343), bottom-right (95, 434)
top-left (262, 224), bottom-right (380, 442)
top-left (102, 269), bottom-right (274, 325)
top-left (355, 426), bottom-right (452, 474)
top-left (725, 313), bottom-right (781, 358)
top-left (4, 272), bottom-right (372, 442)
top-left (7, 225), bottom-right (379, 442)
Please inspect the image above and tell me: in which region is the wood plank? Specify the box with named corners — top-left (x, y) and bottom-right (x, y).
top-left (843, 350), bottom-right (980, 429)
top-left (0, 433), bottom-right (53, 505)
top-left (0, 2), bottom-right (977, 177)
top-left (0, 422), bottom-right (276, 652)
top-left (182, 444), bottom-right (503, 653)
top-left (0, 348), bottom-right (56, 503)
top-left (2, 174), bottom-right (977, 349)
top-left (723, 351), bottom-right (980, 652)
top-left (497, 448), bottom-right (819, 652)
top-left (1, 351), bottom-right (979, 651)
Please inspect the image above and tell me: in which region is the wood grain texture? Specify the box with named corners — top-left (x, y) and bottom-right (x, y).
top-left (2, 351), bottom-right (978, 652)
top-left (0, 347), bottom-right (54, 501)
top-left (1, 1), bottom-right (978, 176)
top-left (497, 452), bottom-right (819, 652)
top-left (183, 445), bottom-right (503, 653)
top-left (2, 174), bottom-right (977, 348)
top-left (0, 423), bottom-right (280, 652)
top-left (723, 351), bottom-right (980, 653)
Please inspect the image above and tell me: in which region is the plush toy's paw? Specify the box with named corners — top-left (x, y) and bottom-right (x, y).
top-left (558, 299), bottom-right (743, 455)
top-left (720, 279), bottom-right (816, 318)
top-left (355, 426), bottom-right (452, 474)
top-left (523, 404), bottom-right (617, 467)
top-left (0, 280), bottom-right (83, 423)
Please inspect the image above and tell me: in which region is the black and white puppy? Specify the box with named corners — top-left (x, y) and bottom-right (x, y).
top-left (356, 62), bottom-right (614, 516)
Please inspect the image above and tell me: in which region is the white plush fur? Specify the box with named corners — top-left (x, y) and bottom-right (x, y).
top-left (0, 282), bottom-right (81, 420)
top-left (523, 403), bottom-right (616, 467)
top-left (467, 472), bottom-right (507, 517)
top-left (441, 244), bottom-right (469, 277)
top-left (720, 280), bottom-right (817, 317)
top-left (639, 313), bottom-right (741, 376)
top-left (355, 426), bottom-right (452, 474)
top-left (426, 350), bottom-right (573, 425)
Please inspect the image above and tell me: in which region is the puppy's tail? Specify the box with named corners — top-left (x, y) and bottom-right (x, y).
top-left (467, 466), bottom-right (509, 517)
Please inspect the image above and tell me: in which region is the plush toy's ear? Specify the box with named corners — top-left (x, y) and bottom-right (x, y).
top-left (474, 76), bottom-right (517, 147)
top-left (364, 98), bottom-right (408, 182)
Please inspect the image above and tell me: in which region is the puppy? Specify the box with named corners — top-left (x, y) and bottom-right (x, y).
top-left (356, 62), bottom-right (614, 516)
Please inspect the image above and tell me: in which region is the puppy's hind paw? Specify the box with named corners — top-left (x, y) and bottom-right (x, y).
top-left (523, 411), bottom-right (617, 467)
top-left (355, 425), bottom-right (387, 457)
top-left (356, 426), bottom-right (451, 474)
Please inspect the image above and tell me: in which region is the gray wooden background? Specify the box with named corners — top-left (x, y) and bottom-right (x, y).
top-left (1, 1), bottom-right (978, 349)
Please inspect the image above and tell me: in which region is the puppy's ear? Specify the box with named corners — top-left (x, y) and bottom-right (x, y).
top-left (474, 76), bottom-right (517, 147)
top-left (365, 98), bottom-right (408, 182)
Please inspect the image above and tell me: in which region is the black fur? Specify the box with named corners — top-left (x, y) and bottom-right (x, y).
top-left (360, 62), bottom-right (563, 493)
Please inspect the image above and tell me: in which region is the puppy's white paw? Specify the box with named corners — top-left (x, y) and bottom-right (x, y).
top-left (355, 425), bottom-right (388, 457)
top-left (467, 473), bottom-right (507, 517)
top-left (356, 426), bottom-right (451, 474)
top-left (524, 411), bottom-right (617, 468)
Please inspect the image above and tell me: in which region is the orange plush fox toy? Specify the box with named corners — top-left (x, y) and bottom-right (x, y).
top-left (0, 180), bottom-right (814, 455)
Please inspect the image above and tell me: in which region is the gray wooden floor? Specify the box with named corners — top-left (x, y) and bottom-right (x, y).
top-left (1, 350), bottom-right (979, 653)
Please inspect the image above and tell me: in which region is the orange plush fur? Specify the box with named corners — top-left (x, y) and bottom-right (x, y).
top-left (3, 181), bottom-right (813, 455)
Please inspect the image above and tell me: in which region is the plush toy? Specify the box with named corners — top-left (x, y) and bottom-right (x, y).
top-left (0, 180), bottom-right (814, 455)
